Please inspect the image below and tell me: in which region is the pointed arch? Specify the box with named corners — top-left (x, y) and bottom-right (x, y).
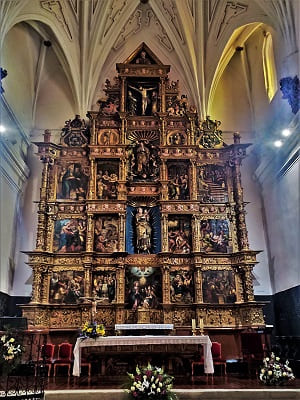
top-left (262, 31), bottom-right (278, 102)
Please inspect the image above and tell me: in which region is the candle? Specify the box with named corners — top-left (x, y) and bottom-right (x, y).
top-left (199, 318), bottom-right (204, 331)
top-left (192, 319), bottom-right (196, 330)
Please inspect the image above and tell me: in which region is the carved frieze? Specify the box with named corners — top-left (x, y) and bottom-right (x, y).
top-left (87, 203), bottom-right (126, 213)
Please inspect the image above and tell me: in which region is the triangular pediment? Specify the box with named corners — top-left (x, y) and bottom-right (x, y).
top-left (124, 42), bottom-right (164, 65)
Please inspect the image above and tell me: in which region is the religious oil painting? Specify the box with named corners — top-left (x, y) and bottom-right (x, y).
top-left (57, 162), bottom-right (89, 200)
top-left (200, 219), bottom-right (229, 253)
top-left (94, 215), bottom-right (119, 253)
top-left (125, 267), bottom-right (162, 310)
top-left (170, 268), bottom-right (194, 304)
top-left (202, 270), bottom-right (236, 304)
top-left (167, 162), bottom-right (190, 200)
top-left (53, 218), bottom-right (86, 253)
top-left (92, 272), bottom-right (116, 303)
top-left (49, 271), bottom-right (84, 304)
top-left (96, 160), bottom-right (119, 199)
top-left (198, 164), bottom-right (227, 203)
top-left (168, 215), bottom-right (192, 253)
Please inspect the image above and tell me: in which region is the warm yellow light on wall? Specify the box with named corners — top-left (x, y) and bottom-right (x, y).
top-left (262, 32), bottom-right (278, 102)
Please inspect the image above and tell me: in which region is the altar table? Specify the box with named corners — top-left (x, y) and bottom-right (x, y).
top-left (73, 335), bottom-right (214, 376)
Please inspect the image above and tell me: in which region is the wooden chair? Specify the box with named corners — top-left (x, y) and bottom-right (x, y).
top-left (81, 356), bottom-right (92, 377)
top-left (191, 341), bottom-right (226, 382)
top-left (241, 332), bottom-right (264, 377)
top-left (37, 343), bottom-right (55, 377)
top-left (211, 341), bottom-right (227, 376)
top-left (53, 343), bottom-right (73, 377)
top-left (191, 347), bottom-right (204, 381)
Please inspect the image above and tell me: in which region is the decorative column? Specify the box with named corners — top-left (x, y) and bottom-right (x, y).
top-left (192, 215), bottom-right (201, 252)
top-left (86, 214), bottom-right (94, 252)
top-left (41, 269), bottom-right (51, 304)
top-left (160, 77), bottom-right (166, 113)
top-left (31, 265), bottom-right (43, 304)
top-left (194, 266), bottom-right (203, 303)
top-left (120, 77), bottom-right (126, 112)
top-left (115, 264), bottom-right (125, 325)
top-left (191, 160), bottom-right (197, 200)
top-left (187, 113), bottom-right (195, 145)
top-left (45, 216), bottom-right (54, 252)
top-left (119, 213), bottom-right (126, 251)
top-left (230, 133), bottom-right (249, 251)
top-left (36, 157), bottom-right (50, 250)
top-left (162, 265), bottom-right (170, 303)
top-left (84, 264), bottom-right (92, 297)
top-left (160, 160), bottom-right (168, 200)
top-left (119, 113), bottom-right (126, 144)
top-left (161, 214), bottom-right (169, 252)
top-left (242, 265), bottom-right (255, 302)
top-left (91, 116), bottom-right (96, 145)
top-left (159, 114), bottom-right (167, 145)
top-left (88, 158), bottom-right (96, 199)
top-left (234, 271), bottom-right (243, 303)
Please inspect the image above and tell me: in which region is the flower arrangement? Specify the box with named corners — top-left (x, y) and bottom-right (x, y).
top-left (0, 333), bottom-right (24, 375)
top-left (124, 363), bottom-right (177, 400)
top-left (259, 352), bottom-right (295, 386)
top-left (79, 321), bottom-right (105, 339)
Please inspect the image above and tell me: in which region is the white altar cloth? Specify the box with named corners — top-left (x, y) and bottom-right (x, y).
top-left (73, 335), bottom-right (214, 376)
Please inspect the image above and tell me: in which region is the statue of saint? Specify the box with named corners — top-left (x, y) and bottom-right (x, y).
top-left (135, 208), bottom-right (152, 254)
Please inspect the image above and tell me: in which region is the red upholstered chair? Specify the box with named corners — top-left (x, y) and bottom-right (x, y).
top-left (211, 341), bottom-right (227, 376)
top-left (191, 341), bottom-right (226, 382)
top-left (53, 343), bottom-right (73, 377)
top-left (37, 343), bottom-right (55, 377)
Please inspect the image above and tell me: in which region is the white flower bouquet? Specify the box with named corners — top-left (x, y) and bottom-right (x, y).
top-left (259, 352), bottom-right (295, 385)
top-left (124, 363), bottom-right (177, 400)
top-left (0, 333), bottom-right (24, 375)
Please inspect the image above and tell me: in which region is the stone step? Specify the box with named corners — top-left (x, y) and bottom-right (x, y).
top-left (44, 388), bottom-right (300, 400)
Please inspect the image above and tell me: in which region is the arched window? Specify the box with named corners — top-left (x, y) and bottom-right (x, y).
top-left (262, 32), bottom-right (278, 101)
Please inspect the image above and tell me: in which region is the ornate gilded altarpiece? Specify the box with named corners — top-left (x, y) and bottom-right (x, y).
top-left (22, 43), bottom-right (265, 333)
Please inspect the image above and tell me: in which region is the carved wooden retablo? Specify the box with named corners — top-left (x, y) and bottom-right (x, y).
top-left (22, 43), bottom-right (265, 332)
